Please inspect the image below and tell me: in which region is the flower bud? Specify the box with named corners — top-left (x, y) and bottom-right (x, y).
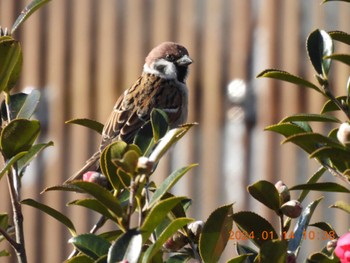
top-left (280, 200), bottom-right (302, 218)
top-left (335, 232), bottom-right (350, 262)
top-left (275, 180), bottom-right (290, 204)
top-left (163, 231), bottom-right (187, 251)
top-left (187, 220), bottom-right (204, 242)
top-left (83, 171), bottom-right (109, 188)
top-left (327, 239), bottom-right (337, 252)
top-left (337, 122), bottom-right (350, 145)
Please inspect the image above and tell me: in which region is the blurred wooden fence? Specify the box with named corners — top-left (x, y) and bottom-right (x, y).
top-left (1, 0), bottom-right (350, 262)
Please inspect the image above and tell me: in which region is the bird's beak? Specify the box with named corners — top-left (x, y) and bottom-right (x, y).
top-left (176, 55), bottom-right (193, 66)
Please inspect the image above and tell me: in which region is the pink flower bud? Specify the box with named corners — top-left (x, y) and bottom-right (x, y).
top-left (187, 220), bottom-right (204, 241)
top-left (274, 180), bottom-right (290, 204)
top-left (83, 171), bottom-right (109, 188)
top-left (163, 232), bottom-right (187, 251)
top-left (337, 123), bottom-right (350, 145)
top-left (335, 233), bottom-right (350, 262)
top-left (280, 200), bottom-right (302, 218)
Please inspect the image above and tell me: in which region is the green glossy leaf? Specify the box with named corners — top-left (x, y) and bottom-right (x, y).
top-left (113, 150), bottom-right (140, 174)
top-left (68, 199), bottom-right (118, 222)
top-left (142, 218), bottom-right (193, 263)
top-left (133, 121), bottom-right (154, 155)
top-left (283, 132), bottom-right (341, 154)
top-left (17, 89), bottom-right (41, 119)
top-left (309, 146), bottom-right (350, 172)
top-left (256, 69), bottom-right (320, 93)
top-left (232, 211), bottom-right (278, 247)
top-left (290, 182), bottom-right (350, 193)
top-left (235, 243), bottom-right (257, 258)
top-left (65, 255), bottom-right (94, 263)
top-left (288, 197), bottom-right (323, 257)
top-left (247, 180), bottom-right (281, 212)
top-left (325, 54), bottom-right (350, 66)
top-left (329, 31), bottom-right (350, 45)
top-left (66, 118), bottom-right (104, 134)
top-left (0, 151), bottom-right (27, 181)
top-left (330, 200), bottom-right (350, 214)
top-left (321, 96), bottom-right (347, 113)
top-left (149, 123), bottom-right (196, 163)
top-left (281, 113), bottom-right (340, 124)
top-left (70, 181), bottom-right (123, 220)
top-left (0, 214), bottom-right (8, 230)
top-left (1, 93), bottom-right (27, 121)
top-left (199, 204), bottom-right (233, 263)
top-left (42, 184), bottom-right (86, 194)
top-left (226, 254), bottom-right (254, 263)
top-left (0, 250), bottom-right (10, 257)
top-left (107, 229), bottom-right (142, 263)
top-left (11, 0), bottom-right (51, 34)
top-left (151, 108), bottom-right (169, 143)
top-left (69, 234), bottom-right (110, 260)
top-left (141, 196), bottom-right (187, 242)
top-left (0, 119), bottom-right (40, 159)
top-left (0, 37), bottom-right (22, 92)
top-left (307, 29), bottom-right (333, 76)
top-left (265, 123), bottom-right (308, 138)
top-left (149, 164), bottom-right (197, 208)
top-left (21, 198), bottom-right (76, 236)
top-left (307, 252), bottom-right (339, 263)
top-left (297, 167), bottom-right (326, 203)
top-left (258, 240), bottom-right (287, 263)
top-left (309, 222), bottom-right (338, 238)
top-left (17, 141), bottom-right (53, 175)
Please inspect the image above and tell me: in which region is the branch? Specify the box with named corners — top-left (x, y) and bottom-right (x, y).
top-left (0, 226), bottom-right (19, 250)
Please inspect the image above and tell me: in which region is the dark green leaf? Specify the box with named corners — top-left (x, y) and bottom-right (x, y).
top-left (321, 96), bottom-right (347, 113)
top-left (107, 229), bottom-right (142, 263)
top-left (247, 180), bottom-right (281, 212)
top-left (330, 200), bottom-right (350, 214)
top-left (0, 37), bottom-right (22, 92)
top-left (151, 108), bottom-right (169, 143)
top-left (265, 123), bottom-right (308, 138)
top-left (65, 255), bottom-right (94, 263)
top-left (281, 113), bottom-right (340, 124)
top-left (21, 198), bottom-right (76, 236)
top-left (290, 182), bottom-right (350, 193)
top-left (309, 222), bottom-right (338, 238)
top-left (232, 211), bottom-right (278, 247)
top-left (70, 181), bottom-right (123, 221)
top-left (11, 0), bottom-right (51, 34)
top-left (148, 123), bottom-right (196, 163)
top-left (288, 197), bottom-right (323, 257)
top-left (226, 254), bottom-right (255, 263)
top-left (68, 199), bottom-right (118, 222)
top-left (307, 29), bottom-right (333, 76)
top-left (69, 234), bottom-right (110, 260)
top-left (66, 118), bottom-right (104, 134)
top-left (141, 196), bottom-right (187, 242)
top-left (309, 146), bottom-right (350, 172)
top-left (0, 214), bottom-right (8, 230)
top-left (0, 119), bottom-right (40, 159)
top-left (199, 204), bottom-right (233, 263)
top-left (149, 164), bottom-right (197, 207)
top-left (325, 54), bottom-right (350, 66)
top-left (258, 240), bottom-right (287, 263)
top-left (17, 141), bottom-right (53, 175)
top-left (307, 252), bottom-right (339, 263)
top-left (0, 151), bottom-right (27, 181)
top-left (256, 69), bottom-right (320, 93)
top-left (329, 31), bottom-right (350, 45)
top-left (235, 243), bottom-right (257, 258)
top-left (0, 250), bottom-right (10, 257)
top-left (42, 184), bottom-right (86, 194)
top-left (142, 218), bottom-right (193, 263)
top-left (1, 93), bottom-right (27, 121)
top-left (16, 89), bottom-right (40, 119)
top-left (133, 121), bottom-right (155, 155)
top-left (297, 167), bottom-right (326, 203)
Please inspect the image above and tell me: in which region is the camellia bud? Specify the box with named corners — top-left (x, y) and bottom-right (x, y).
top-left (137, 157), bottom-right (154, 174)
top-left (83, 171), bottom-right (109, 188)
top-left (274, 180), bottom-right (290, 204)
top-left (327, 239), bottom-right (337, 252)
top-left (337, 122), bottom-right (350, 145)
top-left (163, 231), bottom-right (187, 251)
top-left (280, 200), bottom-right (302, 218)
top-left (187, 220), bottom-right (204, 242)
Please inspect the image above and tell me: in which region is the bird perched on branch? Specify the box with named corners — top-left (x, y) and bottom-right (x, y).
top-left (65, 42), bottom-right (193, 183)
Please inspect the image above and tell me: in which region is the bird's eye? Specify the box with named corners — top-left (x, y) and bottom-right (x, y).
top-left (165, 54), bottom-right (175, 61)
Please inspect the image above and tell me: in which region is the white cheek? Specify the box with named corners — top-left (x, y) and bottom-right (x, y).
top-left (143, 59), bottom-right (177, 79)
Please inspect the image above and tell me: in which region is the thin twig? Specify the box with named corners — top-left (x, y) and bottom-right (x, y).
top-left (0, 226), bottom-right (19, 250)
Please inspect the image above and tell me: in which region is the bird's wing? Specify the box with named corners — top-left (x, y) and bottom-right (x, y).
top-left (99, 74), bottom-right (184, 151)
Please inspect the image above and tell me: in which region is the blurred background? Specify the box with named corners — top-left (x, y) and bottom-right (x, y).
top-left (1, 0), bottom-right (350, 262)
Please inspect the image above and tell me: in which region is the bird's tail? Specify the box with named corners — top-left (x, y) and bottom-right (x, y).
top-left (64, 151), bottom-right (101, 184)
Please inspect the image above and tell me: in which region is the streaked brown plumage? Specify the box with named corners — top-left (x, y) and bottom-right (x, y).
top-left (65, 42), bottom-right (192, 183)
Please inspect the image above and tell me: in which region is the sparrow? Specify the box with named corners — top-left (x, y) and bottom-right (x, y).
top-left (65, 42), bottom-right (193, 183)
